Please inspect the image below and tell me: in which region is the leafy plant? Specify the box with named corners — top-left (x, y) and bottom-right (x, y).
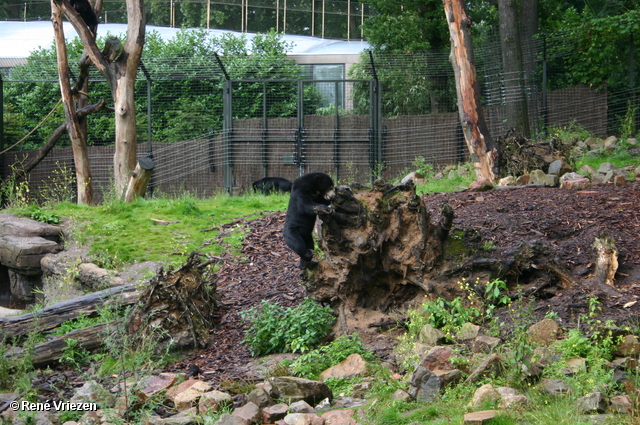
top-left (28, 205), bottom-right (61, 225)
top-left (241, 298), bottom-right (335, 356)
top-left (420, 296), bottom-right (481, 336)
top-left (484, 278), bottom-right (511, 315)
top-left (289, 333), bottom-right (375, 380)
top-left (59, 338), bottom-right (91, 368)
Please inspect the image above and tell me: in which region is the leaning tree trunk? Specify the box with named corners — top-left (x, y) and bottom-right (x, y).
top-left (443, 0), bottom-right (498, 182)
top-left (51, 3), bottom-right (94, 205)
top-left (306, 182), bottom-right (453, 327)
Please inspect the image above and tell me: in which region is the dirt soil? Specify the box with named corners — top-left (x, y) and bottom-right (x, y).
top-left (163, 180), bottom-right (640, 388)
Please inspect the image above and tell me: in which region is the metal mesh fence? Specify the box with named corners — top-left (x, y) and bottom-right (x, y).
top-left (0, 0), bottom-right (374, 40)
top-left (1, 25), bottom-right (637, 201)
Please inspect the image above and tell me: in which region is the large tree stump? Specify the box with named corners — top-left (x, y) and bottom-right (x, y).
top-left (305, 181), bottom-right (453, 316)
top-left (126, 253), bottom-right (220, 351)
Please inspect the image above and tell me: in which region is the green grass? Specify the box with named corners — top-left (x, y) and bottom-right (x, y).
top-left (574, 152), bottom-right (638, 175)
top-left (415, 171), bottom-right (477, 194)
top-left (8, 192), bottom-right (289, 269)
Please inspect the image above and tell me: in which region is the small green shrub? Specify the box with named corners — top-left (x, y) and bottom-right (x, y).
top-left (241, 298), bottom-right (335, 356)
top-left (290, 333), bottom-right (375, 379)
top-left (420, 296), bottom-right (481, 335)
top-left (28, 206), bottom-right (61, 224)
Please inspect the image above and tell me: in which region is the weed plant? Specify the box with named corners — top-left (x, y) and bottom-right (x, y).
top-left (240, 298), bottom-right (335, 356)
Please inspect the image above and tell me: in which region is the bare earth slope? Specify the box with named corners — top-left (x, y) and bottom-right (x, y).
top-left (167, 181), bottom-right (640, 386)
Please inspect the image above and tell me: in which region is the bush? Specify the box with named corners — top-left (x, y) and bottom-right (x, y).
top-left (240, 298), bottom-right (335, 356)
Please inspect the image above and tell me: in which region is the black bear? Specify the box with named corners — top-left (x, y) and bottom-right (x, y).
top-left (69, 0), bottom-right (99, 34)
top-left (252, 177), bottom-right (293, 194)
top-left (283, 172), bottom-right (335, 269)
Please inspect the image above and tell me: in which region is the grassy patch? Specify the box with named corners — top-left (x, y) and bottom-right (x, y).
top-left (9, 192), bottom-right (289, 269)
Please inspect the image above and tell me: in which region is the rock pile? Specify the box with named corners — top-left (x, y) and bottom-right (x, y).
top-left (0, 214), bottom-right (63, 302)
top-left (3, 316), bottom-right (640, 425)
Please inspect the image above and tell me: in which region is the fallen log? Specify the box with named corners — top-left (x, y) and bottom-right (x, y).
top-left (5, 323), bottom-right (109, 367)
top-left (0, 284), bottom-right (139, 339)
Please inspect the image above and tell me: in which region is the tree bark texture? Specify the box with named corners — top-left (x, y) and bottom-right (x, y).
top-left (443, 0), bottom-right (498, 182)
top-left (305, 181), bottom-right (453, 316)
top-left (0, 284), bottom-right (139, 338)
top-left (51, 2), bottom-right (94, 205)
top-left (498, 0), bottom-right (531, 136)
top-left (6, 323), bottom-right (109, 367)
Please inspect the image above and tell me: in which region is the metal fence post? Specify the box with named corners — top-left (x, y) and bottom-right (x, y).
top-left (223, 79), bottom-right (234, 194)
top-left (296, 79), bottom-right (305, 177)
top-left (0, 74), bottom-right (4, 182)
top-left (262, 81), bottom-right (268, 178)
top-left (541, 35), bottom-right (548, 132)
top-left (369, 78), bottom-right (382, 182)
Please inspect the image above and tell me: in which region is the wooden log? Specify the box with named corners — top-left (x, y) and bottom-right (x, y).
top-left (123, 157), bottom-right (154, 202)
top-left (0, 284), bottom-right (139, 338)
top-left (5, 322), bottom-right (109, 367)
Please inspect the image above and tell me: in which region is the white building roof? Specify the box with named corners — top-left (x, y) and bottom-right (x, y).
top-left (0, 21), bottom-right (370, 58)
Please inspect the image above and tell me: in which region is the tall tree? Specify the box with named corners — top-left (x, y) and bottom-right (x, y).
top-left (498, 0), bottom-right (530, 136)
top-left (51, 1), bottom-right (93, 204)
top-left (54, 0), bottom-right (146, 198)
top-left (443, 0), bottom-right (498, 182)
top-left (361, 0), bottom-right (452, 113)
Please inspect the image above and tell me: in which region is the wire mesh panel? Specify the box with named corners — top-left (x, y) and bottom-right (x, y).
top-left (223, 78), bottom-right (377, 193)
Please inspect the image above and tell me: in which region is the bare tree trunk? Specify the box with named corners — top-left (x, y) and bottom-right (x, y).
top-left (520, 0), bottom-right (539, 132)
top-left (443, 0), bottom-right (498, 182)
top-left (51, 3), bottom-right (94, 205)
top-left (56, 0), bottom-right (146, 200)
top-left (499, 0), bottom-right (531, 136)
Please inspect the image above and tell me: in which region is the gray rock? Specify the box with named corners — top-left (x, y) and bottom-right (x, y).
top-left (289, 400), bottom-right (314, 413)
top-left (597, 162), bottom-right (616, 173)
top-left (408, 366), bottom-right (441, 402)
top-left (233, 402), bottom-right (261, 424)
top-left (576, 392), bottom-right (608, 414)
top-left (148, 408), bottom-right (199, 425)
top-left (541, 378), bottom-right (571, 396)
top-left (559, 172), bottom-right (585, 183)
top-left (78, 263), bottom-right (125, 290)
top-left (548, 159), bottom-right (572, 177)
top-left (472, 335), bottom-right (501, 353)
top-left (468, 383), bottom-right (501, 411)
top-left (0, 214), bottom-right (62, 242)
top-left (247, 386), bottom-right (274, 409)
top-left (268, 377), bottom-right (333, 405)
top-left (418, 324), bottom-right (447, 346)
top-left (8, 269), bottom-right (39, 301)
top-left (0, 235), bottom-right (60, 274)
top-left (213, 413), bottom-right (249, 425)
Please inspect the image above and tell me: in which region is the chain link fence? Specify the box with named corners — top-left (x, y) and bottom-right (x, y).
top-left (0, 25), bottom-right (637, 201)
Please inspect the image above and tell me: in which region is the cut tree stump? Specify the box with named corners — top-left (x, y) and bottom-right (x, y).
top-left (123, 156), bottom-right (154, 202)
top-left (306, 181), bottom-right (453, 322)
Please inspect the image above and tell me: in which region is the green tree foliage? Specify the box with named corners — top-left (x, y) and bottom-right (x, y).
top-left (3, 29), bottom-right (321, 149)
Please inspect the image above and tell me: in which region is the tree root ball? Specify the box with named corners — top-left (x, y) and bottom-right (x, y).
top-left (304, 180), bottom-right (453, 314)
